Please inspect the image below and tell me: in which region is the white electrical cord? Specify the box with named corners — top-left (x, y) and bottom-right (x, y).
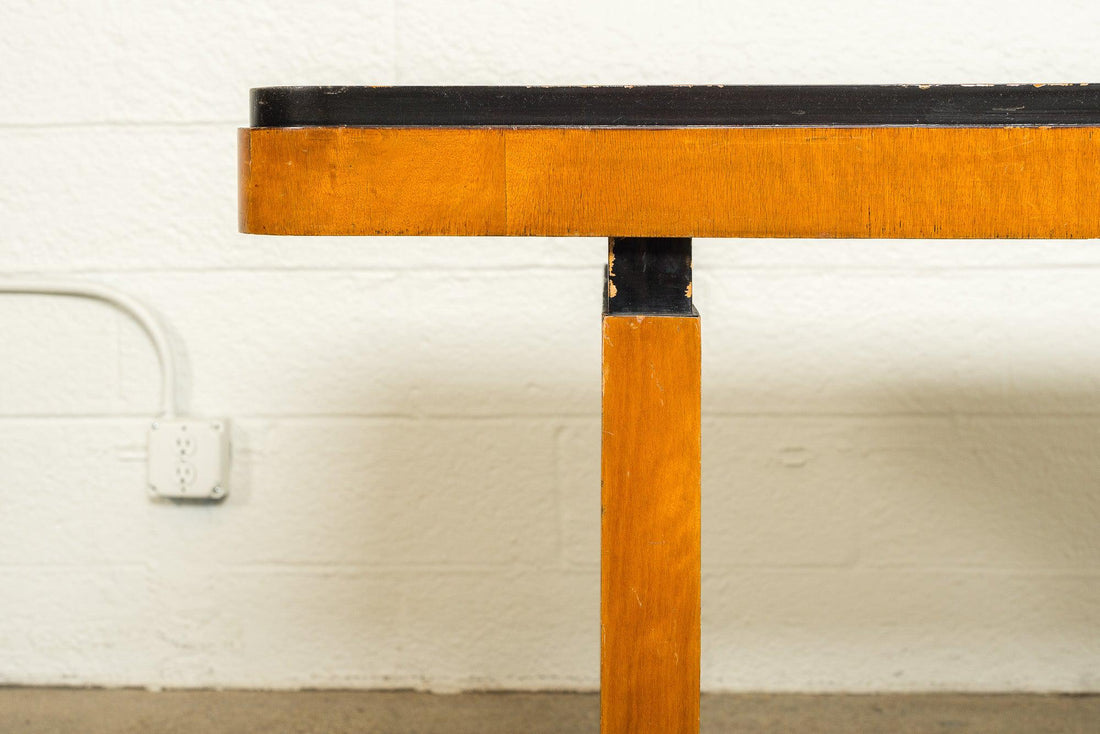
top-left (0, 281), bottom-right (178, 418)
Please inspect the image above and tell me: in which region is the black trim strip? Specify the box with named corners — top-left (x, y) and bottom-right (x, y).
top-left (251, 85), bottom-right (1100, 128)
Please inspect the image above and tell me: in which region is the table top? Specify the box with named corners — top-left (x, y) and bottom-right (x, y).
top-left (240, 85), bottom-right (1100, 239)
top-left (250, 85), bottom-right (1100, 128)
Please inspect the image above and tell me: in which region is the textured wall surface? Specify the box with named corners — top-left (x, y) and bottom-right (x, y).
top-left (2, 0), bottom-right (1100, 692)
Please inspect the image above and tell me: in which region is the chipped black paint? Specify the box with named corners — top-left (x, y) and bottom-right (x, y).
top-left (605, 238), bottom-right (693, 316)
top-left (251, 85), bottom-right (1100, 128)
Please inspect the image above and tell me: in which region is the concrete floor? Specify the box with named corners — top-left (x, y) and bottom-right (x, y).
top-left (1, 689), bottom-right (1098, 733)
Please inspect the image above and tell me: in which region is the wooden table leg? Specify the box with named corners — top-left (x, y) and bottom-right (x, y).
top-left (601, 238), bottom-right (700, 734)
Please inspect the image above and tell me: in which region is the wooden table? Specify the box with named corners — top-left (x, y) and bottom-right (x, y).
top-left (238, 85), bottom-right (1100, 733)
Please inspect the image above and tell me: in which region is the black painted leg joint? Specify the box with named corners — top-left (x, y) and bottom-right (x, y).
top-left (604, 237), bottom-right (693, 316)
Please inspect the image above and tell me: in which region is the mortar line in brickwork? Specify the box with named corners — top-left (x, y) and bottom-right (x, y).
top-left (696, 567), bottom-right (1100, 577)
top-left (1, 562), bottom-right (1097, 577)
top-left (12, 264), bottom-right (1100, 274)
top-left (7, 411), bottom-right (1100, 421)
top-left (550, 423), bottom-right (569, 567)
top-left (0, 265), bottom-right (600, 272)
top-left (0, 119), bottom-right (237, 130)
top-left (197, 562), bottom-right (598, 575)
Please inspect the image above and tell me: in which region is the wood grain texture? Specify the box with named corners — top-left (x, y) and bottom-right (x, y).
top-left (239, 127), bottom-right (505, 236)
top-left (602, 315), bottom-right (700, 734)
top-left (240, 126), bottom-right (1100, 238)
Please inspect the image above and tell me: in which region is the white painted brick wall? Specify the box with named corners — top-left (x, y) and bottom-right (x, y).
top-left (2, 0), bottom-right (1100, 692)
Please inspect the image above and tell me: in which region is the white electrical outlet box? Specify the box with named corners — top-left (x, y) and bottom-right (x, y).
top-left (147, 419), bottom-right (230, 500)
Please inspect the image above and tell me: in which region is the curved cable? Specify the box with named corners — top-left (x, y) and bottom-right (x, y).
top-left (0, 281), bottom-right (178, 418)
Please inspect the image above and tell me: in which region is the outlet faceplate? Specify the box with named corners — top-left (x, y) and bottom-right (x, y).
top-left (147, 419), bottom-right (230, 500)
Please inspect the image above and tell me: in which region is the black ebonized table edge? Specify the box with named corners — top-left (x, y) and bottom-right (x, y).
top-left (251, 84), bottom-right (1100, 128)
